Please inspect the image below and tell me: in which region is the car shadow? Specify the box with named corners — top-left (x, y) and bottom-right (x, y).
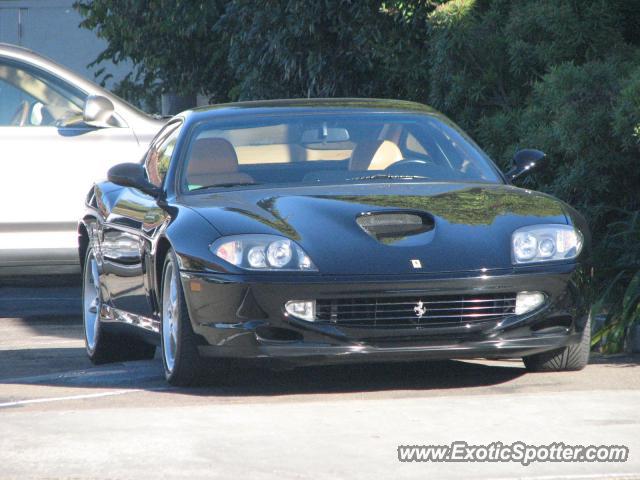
top-left (0, 344), bottom-right (528, 396)
top-left (0, 283), bottom-right (81, 319)
top-left (1, 299), bottom-right (529, 395)
top-left (3, 315), bottom-right (83, 340)
top-left (194, 358), bottom-right (529, 396)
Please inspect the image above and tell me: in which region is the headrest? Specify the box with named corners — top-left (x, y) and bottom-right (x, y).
top-left (188, 137), bottom-right (239, 175)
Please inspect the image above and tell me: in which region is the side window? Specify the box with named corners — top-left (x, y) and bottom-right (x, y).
top-left (146, 124), bottom-right (181, 187)
top-left (0, 60), bottom-right (86, 127)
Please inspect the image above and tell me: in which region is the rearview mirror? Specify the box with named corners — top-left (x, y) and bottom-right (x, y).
top-left (83, 95), bottom-right (115, 128)
top-left (301, 126), bottom-right (350, 144)
top-left (505, 149), bottom-right (546, 181)
top-left (107, 163), bottom-right (160, 197)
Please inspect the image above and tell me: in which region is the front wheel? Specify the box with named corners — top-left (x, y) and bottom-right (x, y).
top-left (160, 250), bottom-right (205, 386)
top-left (523, 316), bottom-right (591, 372)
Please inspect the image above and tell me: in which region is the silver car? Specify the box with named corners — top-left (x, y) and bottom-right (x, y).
top-left (0, 43), bottom-right (164, 276)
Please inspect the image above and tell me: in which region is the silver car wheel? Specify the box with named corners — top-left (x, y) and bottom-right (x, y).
top-left (83, 250), bottom-right (101, 353)
top-left (162, 261), bottom-right (179, 373)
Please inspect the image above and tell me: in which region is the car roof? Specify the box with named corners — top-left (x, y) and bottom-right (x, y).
top-left (0, 42), bottom-right (41, 57)
top-left (0, 42), bottom-right (84, 79)
top-left (181, 98), bottom-right (441, 124)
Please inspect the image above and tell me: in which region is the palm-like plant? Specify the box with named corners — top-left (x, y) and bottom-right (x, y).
top-left (592, 270), bottom-right (640, 352)
top-left (592, 211), bottom-right (640, 353)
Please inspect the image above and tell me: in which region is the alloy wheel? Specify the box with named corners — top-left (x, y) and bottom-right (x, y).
top-left (83, 250), bottom-right (101, 353)
top-left (162, 261), bottom-right (179, 373)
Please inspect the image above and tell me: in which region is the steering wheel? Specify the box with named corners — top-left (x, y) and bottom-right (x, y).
top-left (10, 101), bottom-right (30, 126)
top-left (384, 158), bottom-right (435, 178)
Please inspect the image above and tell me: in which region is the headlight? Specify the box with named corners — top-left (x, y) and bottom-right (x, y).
top-left (211, 234), bottom-right (317, 271)
top-left (512, 224), bottom-right (583, 264)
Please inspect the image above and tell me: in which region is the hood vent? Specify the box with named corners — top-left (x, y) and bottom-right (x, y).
top-left (356, 211), bottom-right (435, 245)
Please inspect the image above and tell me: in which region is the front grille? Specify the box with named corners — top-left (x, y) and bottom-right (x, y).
top-left (315, 293), bottom-right (516, 328)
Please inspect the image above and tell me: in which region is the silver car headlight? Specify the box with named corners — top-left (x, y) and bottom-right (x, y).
top-left (211, 234), bottom-right (317, 271)
top-left (512, 224), bottom-right (583, 264)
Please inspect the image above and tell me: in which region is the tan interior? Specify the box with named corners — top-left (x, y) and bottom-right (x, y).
top-left (186, 133), bottom-right (403, 181)
top-left (349, 140), bottom-right (403, 170)
top-left (234, 144), bottom-right (352, 164)
top-left (187, 138), bottom-right (254, 187)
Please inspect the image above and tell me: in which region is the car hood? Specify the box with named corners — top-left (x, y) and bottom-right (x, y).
top-left (182, 182), bottom-right (568, 275)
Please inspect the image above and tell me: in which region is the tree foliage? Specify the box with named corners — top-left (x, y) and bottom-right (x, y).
top-left (75, 0), bottom-right (233, 106)
top-left (220, 0), bottom-right (390, 99)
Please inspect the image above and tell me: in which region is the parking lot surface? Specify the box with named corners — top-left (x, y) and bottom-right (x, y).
top-left (1, 283), bottom-right (639, 480)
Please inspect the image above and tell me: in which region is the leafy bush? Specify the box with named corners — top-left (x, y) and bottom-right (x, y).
top-left (592, 270), bottom-right (640, 353)
top-left (75, 0), bottom-right (234, 103)
top-left (613, 66), bottom-right (640, 152)
top-left (591, 211), bottom-right (640, 352)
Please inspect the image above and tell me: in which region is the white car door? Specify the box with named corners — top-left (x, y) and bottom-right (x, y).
top-left (0, 58), bottom-right (145, 274)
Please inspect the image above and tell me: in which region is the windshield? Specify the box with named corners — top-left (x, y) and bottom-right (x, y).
top-left (181, 113), bottom-right (502, 192)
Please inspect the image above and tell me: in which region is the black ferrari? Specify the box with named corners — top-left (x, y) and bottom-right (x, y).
top-left (78, 99), bottom-right (591, 386)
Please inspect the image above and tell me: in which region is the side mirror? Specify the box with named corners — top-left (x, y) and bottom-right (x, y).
top-left (83, 95), bottom-right (115, 128)
top-left (505, 149), bottom-right (546, 181)
top-left (107, 163), bottom-right (160, 197)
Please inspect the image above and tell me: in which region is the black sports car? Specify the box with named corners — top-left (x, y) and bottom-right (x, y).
top-left (78, 99), bottom-right (591, 386)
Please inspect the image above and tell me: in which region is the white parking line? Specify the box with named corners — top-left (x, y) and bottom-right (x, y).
top-left (0, 389), bottom-right (141, 409)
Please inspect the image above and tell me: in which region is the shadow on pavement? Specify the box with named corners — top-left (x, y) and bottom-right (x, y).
top-left (589, 353), bottom-right (640, 368)
top-left (0, 343), bottom-right (527, 396)
top-left (0, 286), bottom-right (81, 318)
top-left (194, 359), bottom-right (528, 396)
top-left (0, 275), bottom-right (80, 288)
top-left (0, 347), bottom-right (94, 381)
top-left (3, 315), bottom-right (83, 340)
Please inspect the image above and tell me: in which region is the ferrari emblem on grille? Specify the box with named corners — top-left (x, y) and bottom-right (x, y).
top-left (414, 300), bottom-right (427, 318)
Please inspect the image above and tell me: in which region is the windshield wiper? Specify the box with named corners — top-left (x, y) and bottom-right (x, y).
top-left (347, 174), bottom-right (429, 181)
top-left (190, 182), bottom-right (260, 191)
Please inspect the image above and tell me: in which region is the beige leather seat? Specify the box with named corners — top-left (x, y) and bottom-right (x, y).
top-left (186, 138), bottom-right (254, 187)
top-left (349, 140), bottom-right (403, 171)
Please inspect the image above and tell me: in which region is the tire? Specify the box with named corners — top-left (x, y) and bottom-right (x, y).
top-left (160, 249), bottom-right (205, 386)
top-left (82, 247), bottom-right (156, 364)
top-left (523, 315), bottom-right (591, 372)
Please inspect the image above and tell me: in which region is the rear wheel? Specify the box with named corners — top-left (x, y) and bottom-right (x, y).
top-left (523, 316), bottom-right (591, 372)
top-left (82, 247), bottom-right (156, 364)
top-left (160, 250), bottom-right (205, 386)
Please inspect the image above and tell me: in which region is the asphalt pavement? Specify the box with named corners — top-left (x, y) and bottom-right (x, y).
top-left (0, 282), bottom-right (639, 480)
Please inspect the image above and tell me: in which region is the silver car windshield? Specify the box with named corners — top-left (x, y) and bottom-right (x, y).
top-left (182, 113), bottom-right (502, 192)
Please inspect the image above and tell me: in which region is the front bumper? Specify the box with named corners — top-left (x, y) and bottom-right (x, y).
top-left (180, 263), bottom-right (590, 366)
